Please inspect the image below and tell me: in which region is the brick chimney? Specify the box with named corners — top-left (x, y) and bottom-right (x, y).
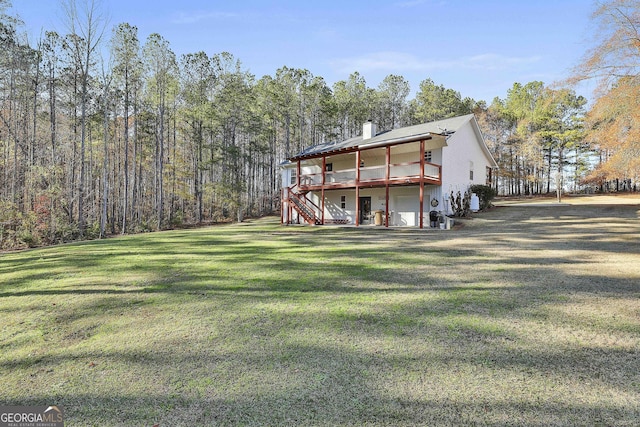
top-left (363, 120), bottom-right (376, 140)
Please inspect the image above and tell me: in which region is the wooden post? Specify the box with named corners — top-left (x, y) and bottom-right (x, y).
top-left (288, 188), bottom-right (293, 225)
top-left (280, 187), bottom-right (289, 225)
top-left (385, 145), bottom-right (390, 227)
top-left (419, 140), bottom-right (425, 229)
top-left (321, 156), bottom-right (326, 225)
top-left (355, 151), bottom-right (361, 226)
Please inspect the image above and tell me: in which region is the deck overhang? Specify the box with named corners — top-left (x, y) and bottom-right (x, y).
top-left (288, 133), bottom-right (447, 162)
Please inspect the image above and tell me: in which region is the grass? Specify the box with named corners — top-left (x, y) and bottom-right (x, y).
top-left (1, 198), bottom-right (639, 426)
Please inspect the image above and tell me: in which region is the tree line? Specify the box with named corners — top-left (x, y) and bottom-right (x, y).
top-left (0, 0), bottom-right (636, 249)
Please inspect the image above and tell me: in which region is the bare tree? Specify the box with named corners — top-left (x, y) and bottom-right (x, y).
top-left (571, 0), bottom-right (640, 185)
top-left (142, 33), bottom-right (177, 229)
top-left (61, 0), bottom-right (107, 235)
top-left (111, 22), bottom-right (140, 233)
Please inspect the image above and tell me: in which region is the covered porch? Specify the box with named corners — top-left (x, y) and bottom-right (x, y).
top-left (282, 135), bottom-right (447, 228)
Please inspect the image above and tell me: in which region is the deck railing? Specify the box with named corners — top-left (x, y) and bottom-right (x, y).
top-left (298, 161), bottom-right (441, 187)
top-left (287, 187), bottom-right (321, 225)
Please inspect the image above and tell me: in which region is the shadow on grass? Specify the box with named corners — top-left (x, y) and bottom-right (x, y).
top-left (6, 337), bottom-right (639, 426)
top-left (1, 206), bottom-right (639, 425)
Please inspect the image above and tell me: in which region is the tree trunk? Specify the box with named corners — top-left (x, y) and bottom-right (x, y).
top-left (100, 87), bottom-right (109, 238)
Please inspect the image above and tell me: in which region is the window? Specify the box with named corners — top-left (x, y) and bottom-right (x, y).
top-left (469, 161), bottom-right (474, 181)
top-left (424, 151), bottom-right (432, 163)
top-left (340, 195), bottom-right (346, 209)
top-left (290, 169), bottom-right (297, 185)
top-left (325, 163), bottom-right (333, 172)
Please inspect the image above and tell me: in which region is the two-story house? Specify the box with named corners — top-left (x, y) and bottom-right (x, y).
top-left (280, 114), bottom-right (497, 228)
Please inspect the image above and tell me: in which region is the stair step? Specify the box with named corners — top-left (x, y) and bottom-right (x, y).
top-left (288, 190), bottom-right (320, 225)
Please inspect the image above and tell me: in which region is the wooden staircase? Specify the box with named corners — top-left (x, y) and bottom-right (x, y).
top-left (287, 188), bottom-right (321, 225)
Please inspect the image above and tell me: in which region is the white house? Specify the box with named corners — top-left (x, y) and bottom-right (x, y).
top-left (280, 114), bottom-right (497, 228)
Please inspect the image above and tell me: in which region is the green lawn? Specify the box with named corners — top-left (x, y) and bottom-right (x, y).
top-left (1, 206), bottom-right (639, 426)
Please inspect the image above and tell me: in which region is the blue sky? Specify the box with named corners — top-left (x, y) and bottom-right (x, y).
top-left (11, 0), bottom-right (596, 103)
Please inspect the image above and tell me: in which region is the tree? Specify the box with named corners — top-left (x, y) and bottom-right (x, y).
top-left (180, 51), bottom-right (215, 223)
top-left (476, 98), bottom-right (511, 194)
top-left (536, 89), bottom-right (587, 201)
top-left (1, 0), bottom-right (23, 215)
top-left (40, 31), bottom-right (64, 240)
top-left (0, 0), bottom-right (17, 48)
top-left (411, 78), bottom-right (474, 124)
top-left (97, 61), bottom-right (113, 238)
top-left (572, 0), bottom-right (640, 186)
top-left (572, 0), bottom-right (640, 88)
top-left (586, 76), bottom-right (640, 187)
top-left (111, 22), bottom-right (141, 233)
top-left (267, 66), bottom-right (300, 157)
top-left (331, 72), bottom-right (373, 139)
top-left (210, 53), bottom-right (255, 222)
top-left (503, 81), bottom-right (546, 196)
top-left (61, 0), bottom-right (107, 235)
top-left (142, 33), bottom-right (178, 229)
top-left (376, 74), bottom-right (410, 130)
top-left (477, 81), bottom-right (587, 197)
top-left (0, 2), bottom-right (42, 228)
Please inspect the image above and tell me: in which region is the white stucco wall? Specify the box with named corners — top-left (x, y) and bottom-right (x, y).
top-left (440, 120), bottom-right (493, 214)
top-left (281, 165), bottom-right (293, 188)
top-left (324, 190), bottom-right (356, 223)
top-left (320, 186), bottom-right (442, 226)
top-left (326, 153), bottom-right (357, 171)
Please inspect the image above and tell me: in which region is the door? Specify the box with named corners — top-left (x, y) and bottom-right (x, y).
top-left (359, 196), bottom-right (371, 224)
top-left (394, 195), bottom-right (419, 226)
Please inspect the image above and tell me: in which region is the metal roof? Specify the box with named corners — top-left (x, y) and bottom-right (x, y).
top-left (288, 114), bottom-right (476, 161)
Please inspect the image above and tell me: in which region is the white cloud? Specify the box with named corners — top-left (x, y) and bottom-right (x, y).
top-left (331, 51), bottom-right (542, 74)
top-left (172, 10), bottom-right (238, 24)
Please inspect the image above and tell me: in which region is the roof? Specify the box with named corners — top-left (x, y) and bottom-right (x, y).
top-left (288, 114), bottom-right (477, 162)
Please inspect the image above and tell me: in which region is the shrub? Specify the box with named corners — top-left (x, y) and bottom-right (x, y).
top-left (17, 211), bottom-right (39, 248)
top-left (450, 190), bottom-right (471, 217)
top-left (52, 221), bottom-right (79, 244)
top-left (85, 221), bottom-right (101, 239)
top-left (171, 210), bottom-right (185, 227)
top-left (470, 184), bottom-right (497, 210)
